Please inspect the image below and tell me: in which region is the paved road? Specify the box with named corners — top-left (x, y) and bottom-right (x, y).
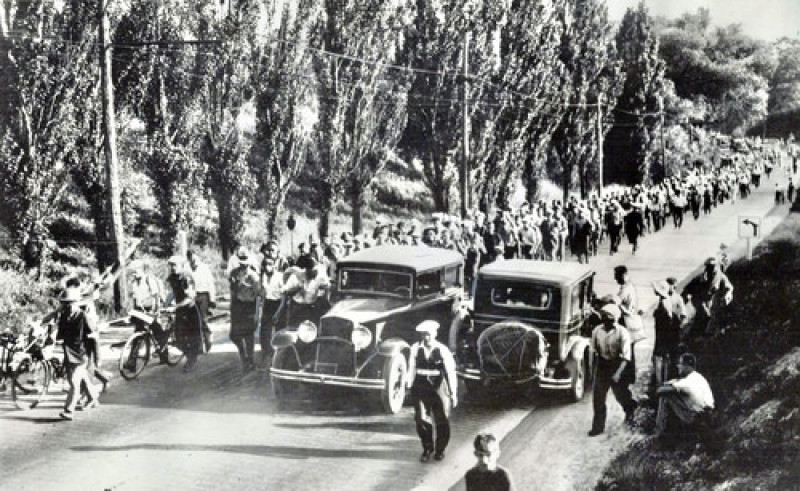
top-left (0, 170), bottom-right (792, 491)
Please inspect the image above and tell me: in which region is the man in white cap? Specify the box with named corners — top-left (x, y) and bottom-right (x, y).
top-left (407, 320), bottom-right (458, 462)
top-left (589, 303), bottom-right (637, 436)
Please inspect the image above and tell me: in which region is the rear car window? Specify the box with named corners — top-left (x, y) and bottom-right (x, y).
top-left (490, 284), bottom-right (554, 310)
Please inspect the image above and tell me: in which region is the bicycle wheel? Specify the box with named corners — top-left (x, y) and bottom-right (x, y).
top-left (119, 332), bottom-right (150, 380)
top-left (12, 358), bottom-right (50, 410)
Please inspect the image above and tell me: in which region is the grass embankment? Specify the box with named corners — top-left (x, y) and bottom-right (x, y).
top-left (598, 214), bottom-right (800, 490)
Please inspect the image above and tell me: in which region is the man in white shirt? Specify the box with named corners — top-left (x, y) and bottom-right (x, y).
top-left (188, 250), bottom-right (216, 352)
top-left (259, 256), bottom-right (286, 365)
top-left (282, 256), bottom-right (330, 326)
top-left (589, 303), bottom-right (638, 436)
top-left (407, 320), bottom-right (458, 462)
top-left (656, 353), bottom-right (714, 436)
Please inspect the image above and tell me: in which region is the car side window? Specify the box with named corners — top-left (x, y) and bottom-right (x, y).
top-left (417, 271), bottom-right (441, 297)
top-left (443, 266), bottom-right (461, 288)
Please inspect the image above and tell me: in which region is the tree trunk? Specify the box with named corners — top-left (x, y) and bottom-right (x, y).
top-left (215, 191), bottom-right (234, 260)
top-left (579, 161), bottom-right (587, 199)
top-left (350, 183), bottom-right (363, 236)
top-left (317, 183), bottom-right (335, 243)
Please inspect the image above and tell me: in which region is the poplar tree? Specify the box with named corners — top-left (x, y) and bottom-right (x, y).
top-left (604, 2), bottom-right (665, 185)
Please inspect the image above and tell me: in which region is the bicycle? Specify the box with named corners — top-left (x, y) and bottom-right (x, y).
top-left (118, 309), bottom-right (184, 380)
top-left (2, 323), bottom-right (57, 410)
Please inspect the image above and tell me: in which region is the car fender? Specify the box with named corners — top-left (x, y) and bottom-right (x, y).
top-left (271, 329), bottom-right (299, 349)
top-left (448, 309), bottom-right (472, 352)
top-left (378, 337), bottom-right (409, 357)
top-left (567, 336), bottom-right (591, 369)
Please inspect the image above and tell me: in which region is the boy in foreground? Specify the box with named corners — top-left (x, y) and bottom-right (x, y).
top-left (464, 433), bottom-right (515, 491)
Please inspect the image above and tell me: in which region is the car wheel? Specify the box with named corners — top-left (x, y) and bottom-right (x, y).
top-left (569, 354), bottom-right (588, 402)
top-left (380, 352), bottom-right (407, 414)
top-left (271, 348), bottom-right (299, 405)
top-left (464, 378), bottom-right (483, 396)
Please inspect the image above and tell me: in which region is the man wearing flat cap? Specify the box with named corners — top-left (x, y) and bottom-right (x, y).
top-left (407, 320), bottom-right (458, 462)
top-left (589, 303), bottom-right (637, 436)
top-left (681, 257), bottom-right (733, 338)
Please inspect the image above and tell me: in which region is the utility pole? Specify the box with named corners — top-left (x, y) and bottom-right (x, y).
top-left (99, 0), bottom-right (127, 312)
top-left (460, 32), bottom-right (470, 219)
top-left (659, 96), bottom-right (666, 179)
top-left (596, 94), bottom-right (604, 197)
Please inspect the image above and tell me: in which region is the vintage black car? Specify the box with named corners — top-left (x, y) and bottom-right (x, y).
top-left (452, 260), bottom-right (596, 401)
top-left (270, 245), bottom-right (466, 413)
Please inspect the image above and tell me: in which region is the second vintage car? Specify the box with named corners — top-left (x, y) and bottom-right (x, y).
top-left (451, 260), bottom-right (597, 401)
top-left (270, 245), bottom-right (466, 413)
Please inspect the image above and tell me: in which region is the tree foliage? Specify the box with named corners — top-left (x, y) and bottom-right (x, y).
top-left (114, 0), bottom-right (207, 251)
top-left (195, 1), bottom-right (259, 259)
top-left (656, 8), bottom-right (773, 137)
top-left (0, 0), bottom-right (99, 270)
top-left (306, 0), bottom-right (413, 238)
top-left (548, 0), bottom-right (622, 201)
top-left (253, 0), bottom-right (323, 240)
top-left (475, 0), bottom-right (571, 210)
top-left (604, 2), bottom-right (665, 185)
top-left (397, 0), bottom-right (501, 213)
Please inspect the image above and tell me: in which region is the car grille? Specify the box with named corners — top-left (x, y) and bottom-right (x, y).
top-left (312, 338), bottom-right (355, 376)
top-left (477, 323), bottom-right (544, 377)
top-left (320, 316), bottom-right (352, 339)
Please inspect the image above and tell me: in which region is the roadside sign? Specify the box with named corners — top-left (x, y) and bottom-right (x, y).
top-left (739, 216), bottom-right (761, 238)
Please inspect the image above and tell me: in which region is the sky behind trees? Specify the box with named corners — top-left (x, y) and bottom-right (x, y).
top-left (606, 0), bottom-right (800, 40)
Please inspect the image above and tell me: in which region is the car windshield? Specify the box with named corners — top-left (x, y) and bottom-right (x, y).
top-left (338, 268), bottom-right (413, 298)
top-left (490, 284), bottom-right (554, 311)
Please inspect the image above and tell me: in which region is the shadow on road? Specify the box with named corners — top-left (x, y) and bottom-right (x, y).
top-left (2, 415), bottom-right (68, 424)
top-left (273, 420), bottom-right (408, 434)
top-left (70, 443), bottom-right (418, 461)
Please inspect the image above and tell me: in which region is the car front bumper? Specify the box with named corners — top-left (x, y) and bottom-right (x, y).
top-left (270, 368), bottom-right (385, 390)
top-left (458, 367), bottom-right (572, 389)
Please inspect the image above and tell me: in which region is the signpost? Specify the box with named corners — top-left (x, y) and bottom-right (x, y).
top-left (738, 216), bottom-right (761, 260)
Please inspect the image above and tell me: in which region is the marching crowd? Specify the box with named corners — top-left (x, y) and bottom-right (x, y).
top-left (38, 144), bottom-right (794, 491)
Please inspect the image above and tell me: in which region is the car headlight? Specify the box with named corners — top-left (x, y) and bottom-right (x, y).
top-left (350, 325), bottom-right (373, 351)
top-left (297, 320), bottom-right (318, 343)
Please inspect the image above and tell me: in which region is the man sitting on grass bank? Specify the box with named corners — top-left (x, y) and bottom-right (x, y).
top-left (655, 353), bottom-right (715, 437)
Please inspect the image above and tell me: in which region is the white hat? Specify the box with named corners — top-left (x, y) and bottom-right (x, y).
top-left (652, 280), bottom-right (670, 298)
top-left (167, 255), bottom-right (184, 265)
top-left (599, 304), bottom-right (621, 321)
top-left (415, 320), bottom-right (440, 333)
top-left (59, 287), bottom-right (82, 303)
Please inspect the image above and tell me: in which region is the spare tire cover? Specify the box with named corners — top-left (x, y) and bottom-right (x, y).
top-left (477, 321), bottom-right (547, 377)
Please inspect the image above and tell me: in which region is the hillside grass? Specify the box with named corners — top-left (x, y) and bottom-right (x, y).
top-left (597, 213), bottom-right (800, 490)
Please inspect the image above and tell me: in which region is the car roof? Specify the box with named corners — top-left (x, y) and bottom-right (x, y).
top-left (478, 259), bottom-right (594, 286)
top-left (338, 245), bottom-right (463, 272)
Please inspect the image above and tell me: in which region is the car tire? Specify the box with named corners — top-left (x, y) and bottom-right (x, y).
top-left (380, 352), bottom-right (407, 414)
top-left (464, 378), bottom-right (484, 396)
top-left (569, 352), bottom-right (589, 402)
